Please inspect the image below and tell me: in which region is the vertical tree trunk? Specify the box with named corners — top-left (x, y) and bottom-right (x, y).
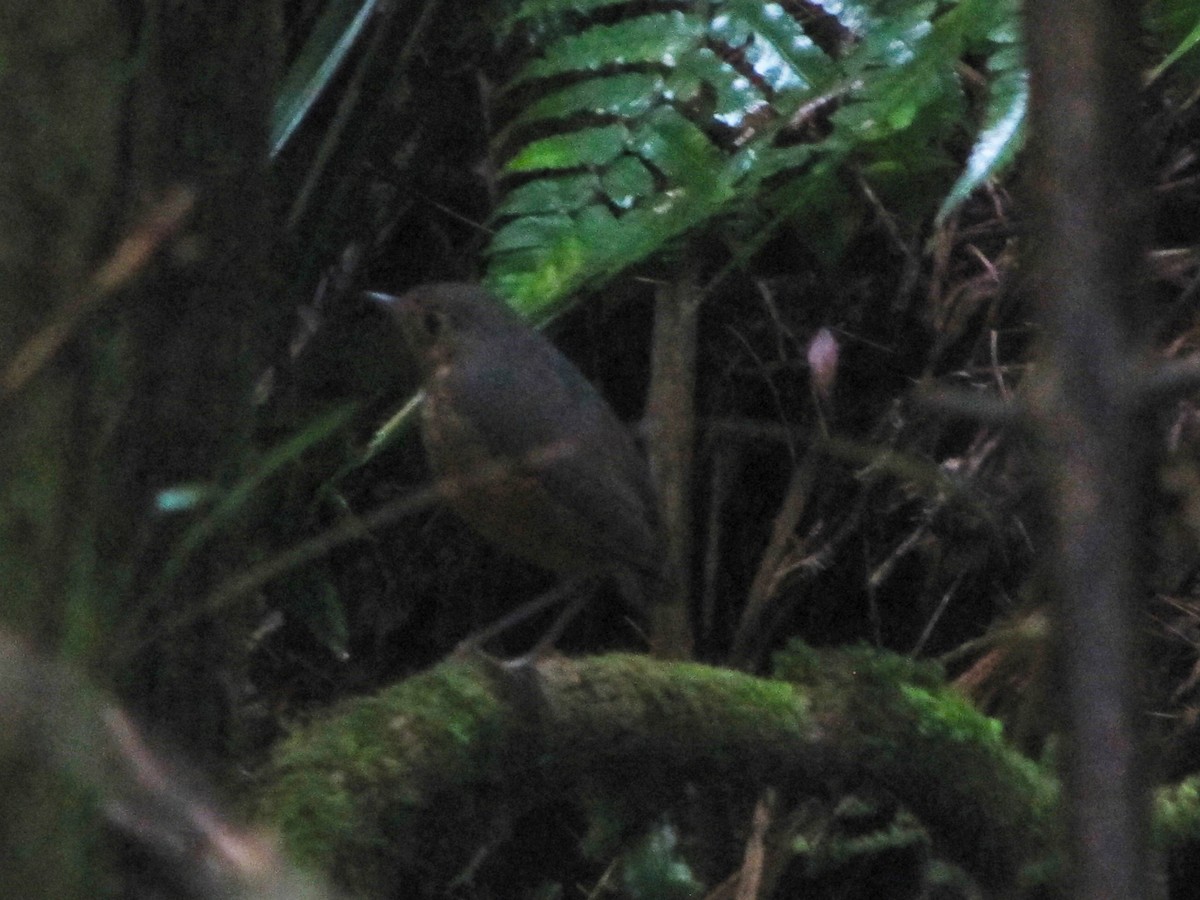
top-left (1023, 0), bottom-right (1155, 895)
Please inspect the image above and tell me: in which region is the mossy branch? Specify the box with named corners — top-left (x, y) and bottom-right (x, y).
top-left (259, 646), bottom-right (1053, 894)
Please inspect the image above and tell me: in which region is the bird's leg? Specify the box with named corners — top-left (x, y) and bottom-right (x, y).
top-left (452, 573), bottom-right (595, 660)
top-left (510, 589), bottom-right (591, 667)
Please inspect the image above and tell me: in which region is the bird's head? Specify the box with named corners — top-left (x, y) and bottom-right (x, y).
top-left (366, 283), bottom-right (528, 373)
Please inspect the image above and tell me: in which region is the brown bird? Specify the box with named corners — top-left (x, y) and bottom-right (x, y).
top-left (367, 283), bottom-right (666, 646)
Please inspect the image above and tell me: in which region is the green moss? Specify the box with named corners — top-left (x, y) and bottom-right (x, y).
top-left (259, 659), bottom-right (508, 876)
top-left (1154, 776), bottom-right (1200, 845)
top-left (899, 684), bottom-right (1003, 744)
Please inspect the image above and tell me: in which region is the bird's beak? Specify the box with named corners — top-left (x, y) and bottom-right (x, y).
top-left (365, 290), bottom-right (430, 358)
top-left (364, 290), bottom-right (422, 319)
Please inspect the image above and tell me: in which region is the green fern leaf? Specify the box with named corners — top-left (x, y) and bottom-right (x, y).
top-left (488, 0), bottom-right (1026, 311)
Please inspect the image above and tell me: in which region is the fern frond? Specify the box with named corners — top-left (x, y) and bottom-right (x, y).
top-left (487, 0), bottom-right (1024, 313)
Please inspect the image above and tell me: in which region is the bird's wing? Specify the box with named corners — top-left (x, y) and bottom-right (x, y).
top-left (445, 343), bottom-right (662, 574)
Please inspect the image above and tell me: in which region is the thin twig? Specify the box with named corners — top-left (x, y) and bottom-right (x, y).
top-left (1, 187), bottom-right (195, 400)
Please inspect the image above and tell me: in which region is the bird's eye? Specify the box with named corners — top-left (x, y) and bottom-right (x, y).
top-left (422, 310), bottom-right (443, 337)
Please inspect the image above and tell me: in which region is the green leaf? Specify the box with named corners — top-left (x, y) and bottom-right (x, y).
top-left (717, 0), bottom-right (835, 96)
top-left (518, 72), bottom-right (665, 122)
top-left (517, 12), bottom-right (706, 82)
top-left (505, 124), bottom-right (629, 171)
top-left (486, 236), bottom-right (589, 316)
top-left (601, 156), bottom-right (656, 209)
top-left (1148, 12), bottom-right (1200, 82)
top-left (271, 0), bottom-right (380, 157)
top-left (494, 174), bottom-right (601, 217)
top-left (667, 48), bottom-right (769, 125)
top-left (512, 0), bottom-right (663, 24)
top-left (489, 214), bottom-right (576, 253)
top-left (936, 66), bottom-right (1027, 224)
top-left (627, 107), bottom-right (728, 190)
